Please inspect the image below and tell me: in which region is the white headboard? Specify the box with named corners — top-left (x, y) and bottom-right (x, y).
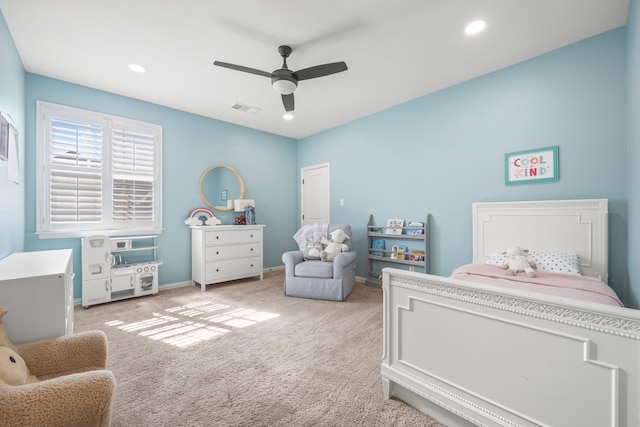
top-left (472, 199), bottom-right (608, 282)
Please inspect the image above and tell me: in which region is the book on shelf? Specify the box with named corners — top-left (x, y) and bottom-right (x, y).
top-left (409, 249), bottom-right (425, 261)
top-left (390, 245), bottom-right (398, 259)
top-left (386, 219), bottom-right (404, 235)
top-left (369, 226), bottom-right (383, 233)
top-left (371, 239), bottom-right (385, 257)
top-left (406, 221), bottom-right (425, 235)
top-left (396, 245), bottom-right (408, 260)
top-left (390, 244), bottom-right (408, 260)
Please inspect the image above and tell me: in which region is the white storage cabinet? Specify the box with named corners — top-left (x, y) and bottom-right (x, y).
top-left (0, 249), bottom-right (74, 345)
top-left (191, 225), bottom-right (264, 291)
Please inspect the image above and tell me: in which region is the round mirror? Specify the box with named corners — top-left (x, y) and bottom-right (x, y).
top-left (198, 165), bottom-right (245, 211)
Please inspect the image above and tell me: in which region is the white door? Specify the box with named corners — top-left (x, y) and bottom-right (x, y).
top-left (301, 163), bottom-right (330, 225)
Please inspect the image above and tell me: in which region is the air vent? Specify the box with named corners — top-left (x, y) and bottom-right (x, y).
top-left (231, 102), bottom-right (261, 115)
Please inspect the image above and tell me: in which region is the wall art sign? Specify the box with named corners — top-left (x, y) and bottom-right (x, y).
top-left (505, 146), bottom-right (558, 185)
top-left (1, 111), bottom-right (20, 184)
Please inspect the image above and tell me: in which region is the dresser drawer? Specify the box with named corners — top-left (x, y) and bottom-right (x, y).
top-left (205, 243), bottom-right (261, 261)
top-left (205, 229), bottom-right (260, 245)
top-left (205, 258), bottom-right (262, 281)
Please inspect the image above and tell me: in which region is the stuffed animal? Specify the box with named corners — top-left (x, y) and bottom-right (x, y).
top-left (501, 245), bottom-right (537, 278)
top-left (303, 241), bottom-right (323, 260)
top-left (0, 346), bottom-right (34, 386)
top-left (320, 229), bottom-right (350, 262)
top-left (0, 307), bottom-right (38, 386)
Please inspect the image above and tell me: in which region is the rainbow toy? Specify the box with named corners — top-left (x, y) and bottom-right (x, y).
top-left (185, 207), bottom-right (219, 226)
top-left (188, 207), bottom-right (214, 220)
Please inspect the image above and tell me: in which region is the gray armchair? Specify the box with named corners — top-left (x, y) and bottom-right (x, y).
top-left (282, 224), bottom-right (357, 301)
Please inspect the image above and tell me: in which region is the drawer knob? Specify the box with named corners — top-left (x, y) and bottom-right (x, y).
top-left (216, 236), bottom-right (220, 239)
top-left (216, 268), bottom-right (220, 272)
top-left (216, 251), bottom-right (219, 255)
top-left (250, 248), bottom-right (254, 252)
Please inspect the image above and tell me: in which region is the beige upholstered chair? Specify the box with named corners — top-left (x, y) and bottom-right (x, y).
top-left (0, 323), bottom-right (115, 427)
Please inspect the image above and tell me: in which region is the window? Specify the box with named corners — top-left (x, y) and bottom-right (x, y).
top-left (36, 101), bottom-right (162, 237)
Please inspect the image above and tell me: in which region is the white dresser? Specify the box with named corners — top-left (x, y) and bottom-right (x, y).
top-left (0, 249), bottom-right (74, 345)
top-left (191, 225), bottom-right (264, 291)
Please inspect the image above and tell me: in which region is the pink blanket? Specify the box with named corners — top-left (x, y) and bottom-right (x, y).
top-left (451, 264), bottom-right (623, 307)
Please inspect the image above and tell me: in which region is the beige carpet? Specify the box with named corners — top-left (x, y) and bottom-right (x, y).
top-left (74, 270), bottom-right (444, 427)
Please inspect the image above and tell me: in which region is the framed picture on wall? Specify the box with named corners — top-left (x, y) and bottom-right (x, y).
top-left (0, 112), bottom-right (9, 161)
top-left (0, 112), bottom-right (20, 184)
top-left (505, 146), bottom-right (559, 185)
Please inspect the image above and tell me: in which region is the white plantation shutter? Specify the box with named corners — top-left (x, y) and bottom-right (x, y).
top-left (50, 169), bottom-right (103, 223)
top-left (48, 117), bottom-right (103, 224)
top-left (111, 125), bottom-right (156, 222)
top-left (37, 102), bottom-right (162, 236)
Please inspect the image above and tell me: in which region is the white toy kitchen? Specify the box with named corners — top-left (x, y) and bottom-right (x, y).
top-left (82, 235), bottom-right (161, 308)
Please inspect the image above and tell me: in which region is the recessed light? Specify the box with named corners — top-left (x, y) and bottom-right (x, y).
top-left (283, 114), bottom-right (293, 121)
top-left (128, 64), bottom-right (146, 73)
top-left (465, 20), bottom-right (486, 36)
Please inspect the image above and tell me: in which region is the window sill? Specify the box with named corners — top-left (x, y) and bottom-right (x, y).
top-left (35, 228), bottom-right (164, 239)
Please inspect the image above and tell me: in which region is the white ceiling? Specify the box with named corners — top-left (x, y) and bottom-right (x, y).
top-left (0, 0), bottom-right (630, 139)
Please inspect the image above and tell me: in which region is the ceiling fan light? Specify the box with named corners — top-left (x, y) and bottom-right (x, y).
top-left (272, 79), bottom-right (297, 95)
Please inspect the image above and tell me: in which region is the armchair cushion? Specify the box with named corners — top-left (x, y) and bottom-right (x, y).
top-left (0, 369), bottom-right (115, 427)
top-left (295, 260), bottom-right (333, 278)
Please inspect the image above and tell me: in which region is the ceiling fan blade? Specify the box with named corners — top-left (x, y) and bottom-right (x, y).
top-left (295, 61), bottom-right (348, 81)
top-left (213, 61), bottom-right (272, 78)
top-left (282, 93), bottom-right (294, 112)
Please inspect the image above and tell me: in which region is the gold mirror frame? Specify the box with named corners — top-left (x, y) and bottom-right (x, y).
top-left (198, 164), bottom-right (245, 211)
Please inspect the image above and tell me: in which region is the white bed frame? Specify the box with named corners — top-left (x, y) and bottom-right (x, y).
top-left (381, 199), bottom-right (640, 427)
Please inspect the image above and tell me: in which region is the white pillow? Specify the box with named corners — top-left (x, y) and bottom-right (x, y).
top-left (530, 250), bottom-right (581, 276)
top-left (485, 252), bottom-right (507, 267)
top-left (484, 250), bottom-right (581, 276)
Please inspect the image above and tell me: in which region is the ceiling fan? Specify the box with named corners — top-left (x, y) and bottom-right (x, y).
top-left (214, 45), bottom-right (348, 112)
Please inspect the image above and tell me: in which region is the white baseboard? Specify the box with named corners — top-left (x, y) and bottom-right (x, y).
top-left (160, 280), bottom-right (194, 290)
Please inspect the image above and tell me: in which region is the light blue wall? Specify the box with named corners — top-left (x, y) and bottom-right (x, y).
top-left (0, 11), bottom-right (25, 258)
top-left (298, 28), bottom-right (633, 307)
top-left (627, 0), bottom-right (640, 309)
top-left (2, 9), bottom-right (638, 308)
top-left (23, 75), bottom-right (298, 298)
